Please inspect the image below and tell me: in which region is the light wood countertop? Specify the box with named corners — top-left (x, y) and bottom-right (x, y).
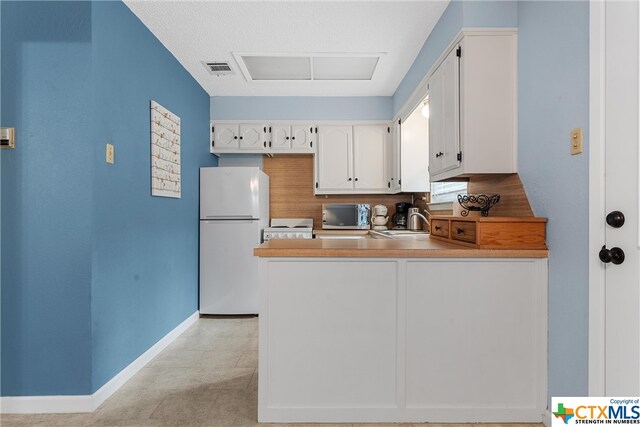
top-left (254, 237), bottom-right (548, 258)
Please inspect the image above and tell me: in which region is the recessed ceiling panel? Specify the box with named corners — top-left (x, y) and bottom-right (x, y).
top-left (242, 56), bottom-right (311, 81)
top-left (124, 1), bottom-right (450, 96)
top-left (313, 56), bottom-right (379, 80)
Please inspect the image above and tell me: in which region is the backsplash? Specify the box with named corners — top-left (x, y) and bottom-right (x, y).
top-left (467, 174), bottom-right (534, 217)
top-left (263, 155), bottom-right (412, 229)
top-left (413, 173), bottom-right (534, 222)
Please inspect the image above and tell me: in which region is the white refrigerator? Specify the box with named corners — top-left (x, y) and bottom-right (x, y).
top-left (199, 167), bottom-right (269, 314)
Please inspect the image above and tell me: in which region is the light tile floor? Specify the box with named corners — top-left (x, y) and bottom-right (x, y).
top-left (1, 316), bottom-right (544, 427)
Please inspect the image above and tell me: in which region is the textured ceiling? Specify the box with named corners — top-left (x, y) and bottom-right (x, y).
top-left (124, 1), bottom-right (449, 97)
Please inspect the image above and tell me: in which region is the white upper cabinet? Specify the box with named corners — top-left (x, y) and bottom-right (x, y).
top-left (316, 124), bottom-right (391, 194)
top-left (353, 125), bottom-right (388, 191)
top-left (316, 126), bottom-right (353, 192)
top-left (271, 125), bottom-right (291, 150)
top-left (211, 121), bottom-right (315, 154)
top-left (428, 46), bottom-right (460, 178)
top-left (239, 124), bottom-right (267, 150)
top-left (291, 125), bottom-right (316, 150)
top-left (212, 123), bottom-right (239, 151)
top-left (428, 31), bottom-right (517, 182)
top-left (400, 111), bottom-right (430, 192)
top-left (389, 122), bottom-right (402, 193)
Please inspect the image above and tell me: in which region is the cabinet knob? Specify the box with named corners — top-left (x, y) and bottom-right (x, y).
top-left (263, 141), bottom-right (266, 148)
top-left (239, 136), bottom-right (243, 140)
top-left (234, 136), bottom-right (238, 140)
top-left (348, 178), bottom-right (352, 181)
top-left (286, 136), bottom-right (290, 140)
top-left (435, 151), bottom-right (443, 158)
top-left (435, 225), bottom-right (441, 231)
top-left (354, 178), bottom-right (358, 181)
top-left (456, 227), bottom-right (464, 234)
top-left (292, 136), bottom-right (295, 140)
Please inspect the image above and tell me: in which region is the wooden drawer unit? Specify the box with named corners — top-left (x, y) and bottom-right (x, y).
top-left (429, 216), bottom-right (547, 249)
top-left (451, 220), bottom-right (477, 243)
top-left (431, 219), bottom-right (450, 238)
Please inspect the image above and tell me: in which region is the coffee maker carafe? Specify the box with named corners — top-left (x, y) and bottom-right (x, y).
top-left (392, 202), bottom-right (412, 229)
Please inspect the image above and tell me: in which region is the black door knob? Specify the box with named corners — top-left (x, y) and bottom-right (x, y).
top-left (599, 245), bottom-right (625, 265)
top-left (606, 211), bottom-right (625, 228)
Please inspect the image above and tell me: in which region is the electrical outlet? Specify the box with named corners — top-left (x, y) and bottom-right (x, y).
top-left (106, 143), bottom-right (115, 164)
top-left (570, 128), bottom-right (583, 155)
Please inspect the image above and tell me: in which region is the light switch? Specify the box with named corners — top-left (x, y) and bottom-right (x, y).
top-left (570, 128), bottom-right (583, 155)
top-left (106, 143), bottom-right (115, 164)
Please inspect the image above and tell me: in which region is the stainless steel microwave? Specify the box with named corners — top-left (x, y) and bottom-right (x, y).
top-left (322, 204), bottom-right (371, 229)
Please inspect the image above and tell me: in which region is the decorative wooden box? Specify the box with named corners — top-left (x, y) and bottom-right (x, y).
top-left (429, 216), bottom-right (547, 249)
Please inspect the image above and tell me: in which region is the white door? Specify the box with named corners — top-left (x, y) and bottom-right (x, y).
top-left (591, 0), bottom-right (640, 395)
top-left (291, 125), bottom-right (314, 150)
top-left (271, 125), bottom-right (291, 150)
top-left (439, 46), bottom-right (461, 174)
top-left (353, 125), bottom-right (387, 191)
top-left (213, 123), bottom-right (239, 150)
top-left (239, 124), bottom-right (266, 150)
top-left (199, 220), bottom-right (261, 314)
top-left (316, 126), bottom-right (353, 191)
top-left (428, 46), bottom-right (460, 179)
top-left (200, 167), bottom-right (262, 219)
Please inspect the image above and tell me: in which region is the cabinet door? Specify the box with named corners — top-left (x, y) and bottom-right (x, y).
top-left (213, 123), bottom-right (239, 150)
top-left (391, 122), bottom-right (401, 193)
top-left (429, 46), bottom-right (460, 178)
top-left (239, 124), bottom-right (267, 150)
top-left (316, 126), bottom-right (353, 191)
top-left (353, 125), bottom-right (388, 191)
top-left (291, 125), bottom-right (315, 150)
top-left (400, 109), bottom-right (430, 192)
top-left (271, 126), bottom-right (291, 150)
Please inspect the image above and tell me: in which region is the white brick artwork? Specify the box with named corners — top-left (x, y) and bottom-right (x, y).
top-left (150, 100), bottom-right (181, 198)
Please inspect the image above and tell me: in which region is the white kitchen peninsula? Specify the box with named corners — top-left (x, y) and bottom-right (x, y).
top-left (254, 238), bottom-right (548, 423)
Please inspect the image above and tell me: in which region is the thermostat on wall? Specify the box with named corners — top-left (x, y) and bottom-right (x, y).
top-left (1, 128), bottom-right (15, 149)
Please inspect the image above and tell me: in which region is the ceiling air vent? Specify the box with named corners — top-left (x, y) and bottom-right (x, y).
top-left (202, 61), bottom-right (234, 76)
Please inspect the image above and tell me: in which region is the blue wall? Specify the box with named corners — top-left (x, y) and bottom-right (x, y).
top-left (90, 1), bottom-right (215, 392)
top-left (210, 96), bottom-right (392, 120)
top-left (1, 1), bottom-right (215, 396)
top-left (517, 1), bottom-right (590, 400)
top-left (392, 0), bottom-right (517, 115)
top-left (1, 1), bottom-right (94, 395)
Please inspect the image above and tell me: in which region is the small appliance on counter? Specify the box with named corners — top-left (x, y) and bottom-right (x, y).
top-left (263, 218), bottom-right (313, 240)
top-left (408, 207), bottom-right (430, 231)
top-left (371, 204), bottom-right (389, 230)
top-left (322, 203), bottom-right (371, 229)
top-left (392, 202), bottom-right (413, 229)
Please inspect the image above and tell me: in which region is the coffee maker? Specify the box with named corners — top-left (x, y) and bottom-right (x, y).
top-left (392, 202), bottom-right (413, 229)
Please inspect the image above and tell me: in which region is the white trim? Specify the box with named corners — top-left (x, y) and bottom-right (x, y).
top-left (0, 311), bottom-right (199, 414)
top-left (588, 0), bottom-right (606, 397)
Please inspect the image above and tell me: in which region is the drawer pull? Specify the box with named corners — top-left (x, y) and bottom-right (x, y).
top-left (434, 225), bottom-right (441, 231)
top-left (456, 227), bottom-right (464, 234)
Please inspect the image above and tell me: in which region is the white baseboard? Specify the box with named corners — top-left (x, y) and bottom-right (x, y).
top-left (543, 409), bottom-right (552, 427)
top-left (1, 311), bottom-right (199, 414)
